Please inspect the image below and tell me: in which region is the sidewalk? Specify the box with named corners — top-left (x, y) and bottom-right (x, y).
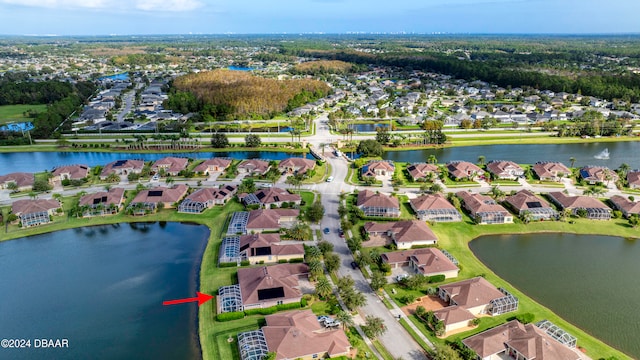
top-left (380, 289), bottom-right (435, 351)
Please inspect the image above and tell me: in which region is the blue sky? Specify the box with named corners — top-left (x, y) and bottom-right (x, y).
top-left (0, 0), bottom-right (638, 35)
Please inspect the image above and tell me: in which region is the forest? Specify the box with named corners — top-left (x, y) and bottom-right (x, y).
top-left (291, 60), bottom-right (360, 75)
top-left (0, 80), bottom-right (74, 105)
top-left (166, 70), bottom-right (331, 120)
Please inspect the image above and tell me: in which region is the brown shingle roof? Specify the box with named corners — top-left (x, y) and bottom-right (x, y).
top-left (547, 192), bottom-right (611, 210)
top-left (131, 184), bottom-right (188, 205)
top-left (463, 320), bottom-right (580, 360)
top-left (151, 157), bottom-right (188, 174)
top-left (12, 199), bottom-right (61, 215)
top-left (357, 190), bottom-right (399, 209)
top-left (364, 220), bottom-right (437, 245)
top-left (184, 185), bottom-right (237, 203)
top-left (52, 164), bottom-right (90, 180)
top-left (406, 163), bottom-right (439, 180)
top-left (239, 233), bottom-right (305, 257)
top-left (246, 209), bottom-right (300, 230)
top-left (262, 310), bottom-right (350, 359)
top-left (79, 188), bottom-right (125, 207)
top-left (253, 187), bottom-right (301, 205)
top-left (439, 277), bottom-right (504, 309)
top-left (193, 158), bottom-right (232, 173)
top-left (456, 191), bottom-right (510, 216)
top-left (0, 172), bottom-right (34, 188)
top-left (237, 263), bottom-right (309, 306)
top-left (504, 190), bottom-right (552, 211)
top-left (238, 159), bottom-right (270, 174)
top-left (433, 306), bottom-right (475, 326)
top-left (532, 162), bottom-right (570, 180)
top-left (100, 159), bottom-right (144, 177)
top-left (410, 193), bottom-right (456, 211)
top-left (278, 157), bottom-right (317, 174)
top-left (447, 161), bottom-right (483, 179)
top-left (609, 195), bottom-right (640, 216)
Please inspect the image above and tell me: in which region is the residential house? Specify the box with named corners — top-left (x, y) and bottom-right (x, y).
top-left (78, 188), bottom-right (125, 216)
top-left (462, 320), bottom-right (581, 360)
top-left (151, 157), bottom-right (189, 176)
top-left (241, 187), bottom-right (301, 208)
top-left (356, 190), bottom-right (400, 218)
top-left (361, 160), bottom-right (395, 179)
top-left (237, 310), bottom-right (351, 360)
top-left (381, 248), bottom-right (459, 278)
top-left (12, 199), bottom-right (62, 227)
top-left (532, 162), bottom-right (571, 182)
top-left (178, 185), bottom-right (237, 213)
top-left (608, 195), bottom-right (640, 218)
top-left (239, 233), bottom-right (305, 264)
top-left (0, 172), bottom-right (34, 191)
top-left (238, 263), bottom-right (309, 310)
top-left (51, 164), bottom-right (90, 182)
top-left (579, 166), bottom-right (618, 185)
top-left (193, 158), bottom-right (232, 175)
top-left (456, 191), bottom-right (514, 224)
top-left (278, 157), bottom-right (317, 175)
top-left (547, 192), bottom-right (611, 220)
top-left (100, 159), bottom-right (145, 179)
top-left (238, 159), bottom-right (271, 176)
top-left (486, 160), bottom-right (524, 180)
top-left (129, 184), bottom-right (188, 212)
top-left (364, 220), bottom-right (438, 249)
top-left (409, 194), bottom-right (461, 222)
top-left (447, 161), bottom-right (484, 181)
top-left (406, 163), bottom-right (439, 182)
top-left (504, 190), bottom-right (557, 221)
top-left (627, 170), bottom-right (640, 189)
top-left (246, 209), bottom-right (300, 233)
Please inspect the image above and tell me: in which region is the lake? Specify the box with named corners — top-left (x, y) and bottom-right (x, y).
top-left (352, 123), bottom-right (389, 132)
top-left (0, 222), bottom-right (209, 360)
top-left (0, 151), bottom-right (313, 174)
top-left (469, 233), bottom-right (640, 358)
top-left (382, 141), bottom-right (640, 169)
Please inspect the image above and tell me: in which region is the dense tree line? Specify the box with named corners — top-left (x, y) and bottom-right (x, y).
top-left (166, 70), bottom-right (331, 120)
top-left (290, 60), bottom-right (356, 76)
top-left (108, 54), bottom-right (169, 67)
top-left (0, 81), bottom-right (74, 105)
top-left (301, 50), bottom-right (640, 102)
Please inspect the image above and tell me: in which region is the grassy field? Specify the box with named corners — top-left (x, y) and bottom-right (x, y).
top-left (385, 213), bottom-right (636, 360)
top-left (0, 104), bottom-right (46, 125)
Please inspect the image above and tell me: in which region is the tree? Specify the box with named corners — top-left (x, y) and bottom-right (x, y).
top-left (489, 185), bottom-right (505, 201)
top-left (629, 214), bottom-right (640, 228)
top-left (262, 352), bottom-right (276, 360)
top-left (238, 178), bottom-right (256, 194)
top-left (6, 182), bottom-right (18, 192)
top-left (285, 174), bottom-right (303, 189)
top-left (324, 253), bottom-right (341, 273)
top-left (362, 316), bottom-right (386, 339)
top-left (429, 183), bottom-right (443, 194)
top-left (244, 134), bottom-right (261, 148)
top-left (305, 246), bottom-right (322, 262)
top-left (32, 179), bottom-right (51, 192)
top-left (315, 276), bottom-right (333, 299)
top-left (618, 163), bottom-right (631, 180)
top-left (210, 133), bottom-right (229, 148)
top-left (375, 127), bottom-right (391, 144)
top-left (370, 270), bottom-right (387, 291)
top-left (336, 310), bottom-right (354, 330)
top-left (427, 154), bottom-right (438, 165)
top-left (318, 240), bottom-right (334, 255)
top-left (477, 155), bottom-right (486, 166)
top-left (306, 200), bottom-right (325, 223)
top-left (569, 157), bottom-right (576, 168)
top-left (308, 260), bottom-right (324, 280)
top-left (356, 139), bottom-right (383, 157)
top-left (431, 344), bottom-right (463, 360)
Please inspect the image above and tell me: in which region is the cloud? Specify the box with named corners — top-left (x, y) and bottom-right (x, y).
top-left (0, 0), bottom-right (202, 12)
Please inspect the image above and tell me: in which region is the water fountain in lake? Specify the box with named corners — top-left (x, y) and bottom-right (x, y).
top-left (594, 148), bottom-right (610, 160)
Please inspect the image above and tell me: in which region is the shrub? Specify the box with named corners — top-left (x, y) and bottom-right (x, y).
top-left (277, 259), bottom-right (288, 264)
top-left (276, 302), bottom-right (302, 311)
top-left (240, 260), bottom-right (250, 266)
top-left (216, 311), bottom-right (245, 322)
top-left (219, 262), bottom-right (237, 268)
top-left (288, 258), bottom-right (304, 263)
top-left (515, 312), bottom-right (535, 324)
top-left (244, 307), bottom-right (278, 316)
top-left (429, 274), bottom-right (446, 283)
top-left (300, 298), bottom-right (308, 307)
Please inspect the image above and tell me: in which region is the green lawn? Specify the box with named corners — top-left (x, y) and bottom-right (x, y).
top-left (385, 213), bottom-right (635, 360)
top-left (0, 104), bottom-right (47, 125)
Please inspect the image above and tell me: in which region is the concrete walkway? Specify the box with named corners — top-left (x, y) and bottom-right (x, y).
top-left (380, 289), bottom-right (435, 352)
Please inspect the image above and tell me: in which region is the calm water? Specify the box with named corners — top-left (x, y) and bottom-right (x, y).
top-left (382, 141), bottom-right (640, 169)
top-left (0, 222), bottom-right (209, 360)
top-left (470, 233), bottom-right (640, 358)
top-left (352, 123), bottom-right (389, 132)
top-left (0, 151), bottom-right (312, 174)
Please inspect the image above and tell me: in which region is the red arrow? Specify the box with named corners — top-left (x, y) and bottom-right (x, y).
top-left (163, 292), bottom-right (214, 307)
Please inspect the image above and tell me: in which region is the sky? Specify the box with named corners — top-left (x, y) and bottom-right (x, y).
top-left (0, 0), bottom-right (639, 36)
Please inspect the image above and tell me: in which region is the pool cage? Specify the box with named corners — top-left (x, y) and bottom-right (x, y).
top-left (420, 208), bottom-right (462, 222)
top-left (219, 236), bottom-right (242, 264)
top-left (218, 284), bottom-right (243, 313)
top-left (489, 288), bottom-right (518, 315)
top-left (476, 211), bottom-right (507, 224)
top-left (227, 211), bottom-right (249, 235)
top-left (536, 320), bottom-right (577, 348)
top-left (20, 211), bottom-right (50, 227)
top-left (237, 330), bottom-right (269, 360)
top-left (361, 206), bottom-right (401, 218)
top-left (440, 249), bottom-right (459, 265)
top-left (178, 199), bottom-right (207, 213)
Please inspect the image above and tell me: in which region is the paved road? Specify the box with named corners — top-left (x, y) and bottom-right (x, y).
top-left (117, 90), bottom-right (135, 123)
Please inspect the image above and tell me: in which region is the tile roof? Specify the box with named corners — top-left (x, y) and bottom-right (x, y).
top-left (101, 159), bottom-right (144, 177)
top-left (12, 199), bottom-right (61, 215)
top-left (364, 220), bottom-right (437, 245)
top-left (79, 187), bottom-right (125, 207)
top-left (410, 193), bottom-right (456, 211)
top-left (246, 209), bottom-right (300, 230)
top-left (278, 157), bottom-right (317, 174)
top-left (357, 190), bottom-right (399, 209)
top-left (131, 184), bottom-right (188, 205)
top-left (547, 192), bottom-right (611, 210)
top-left (238, 159), bottom-right (270, 174)
top-left (252, 187), bottom-right (301, 205)
top-left (433, 305), bottom-right (475, 326)
top-left (239, 233), bottom-right (305, 257)
top-left (151, 157), bottom-right (189, 174)
top-left (504, 190), bottom-right (552, 211)
top-left (184, 185), bottom-right (237, 203)
top-left (439, 277), bottom-right (505, 309)
top-left (447, 161), bottom-right (483, 179)
top-left (609, 195), bottom-right (640, 216)
top-left (456, 191), bottom-right (510, 216)
top-left (238, 263), bottom-right (309, 306)
top-left (52, 164), bottom-right (90, 180)
top-left (406, 163), bottom-right (439, 180)
top-left (193, 158), bottom-right (232, 173)
top-left (532, 162), bottom-right (570, 180)
top-left (0, 172), bottom-right (34, 188)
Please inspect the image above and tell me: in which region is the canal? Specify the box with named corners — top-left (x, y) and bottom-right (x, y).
top-left (469, 233), bottom-right (640, 358)
top-left (0, 222), bottom-right (209, 360)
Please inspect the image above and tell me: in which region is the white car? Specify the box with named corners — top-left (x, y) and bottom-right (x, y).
top-left (151, 175), bottom-right (160, 182)
top-left (326, 176), bottom-right (334, 182)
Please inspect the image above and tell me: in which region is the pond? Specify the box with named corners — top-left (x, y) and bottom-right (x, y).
top-left (352, 123), bottom-right (389, 132)
top-left (382, 141), bottom-right (640, 169)
top-left (0, 222), bottom-right (210, 360)
top-left (0, 151), bottom-right (313, 174)
top-left (469, 233), bottom-right (640, 358)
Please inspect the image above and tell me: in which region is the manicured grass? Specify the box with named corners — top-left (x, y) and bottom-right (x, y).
top-left (372, 339), bottom-right (395, 360)
top-left (391, 213), bottom-right (636, 360)
top-left (303, 162), bottom-right (329, 183)
top-left (0, 104), bottom-right (46, 125)
top-left (488, 180), bottom-right (520, 186)
top-left (398, 318), bottom-right (432, 352)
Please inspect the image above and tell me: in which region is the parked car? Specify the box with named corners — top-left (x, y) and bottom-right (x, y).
top-left (339, 229), bottom-right (344, 238)
top-left (350, 261), bottom-right (358, 270)
top-left (323, 227), bottom-right (330, 234)
top-left (326, 176), bottom-right (334, 182)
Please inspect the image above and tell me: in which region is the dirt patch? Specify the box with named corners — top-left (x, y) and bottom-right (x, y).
top-left (401, 295), bottom-right (448, 315)
top-left (361, 234), bottom-right (391, 247)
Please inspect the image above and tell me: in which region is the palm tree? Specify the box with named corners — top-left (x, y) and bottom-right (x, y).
top-left (427, 154), bottom-right (438, 165)
top-left (477, 155), bottom-right (486, 166)
top-left (165, 177), bottom-right (175, 185)
top-left (308, 260), bottom-right (324, 281)
top-left (618, 163), bottom-right (630, 180)
top-left (569, 157), bottom-right (576, 168)
top-left (336, 310), bottom-right (354, 331)
top-left (429, 183), bottom-right (443, 194)
top-left (314, 277), bottom-right (333, 299)
top-left (305, 246), bottom-right (322, 262)
top-left (489, 185), bottom-right (505, 201)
